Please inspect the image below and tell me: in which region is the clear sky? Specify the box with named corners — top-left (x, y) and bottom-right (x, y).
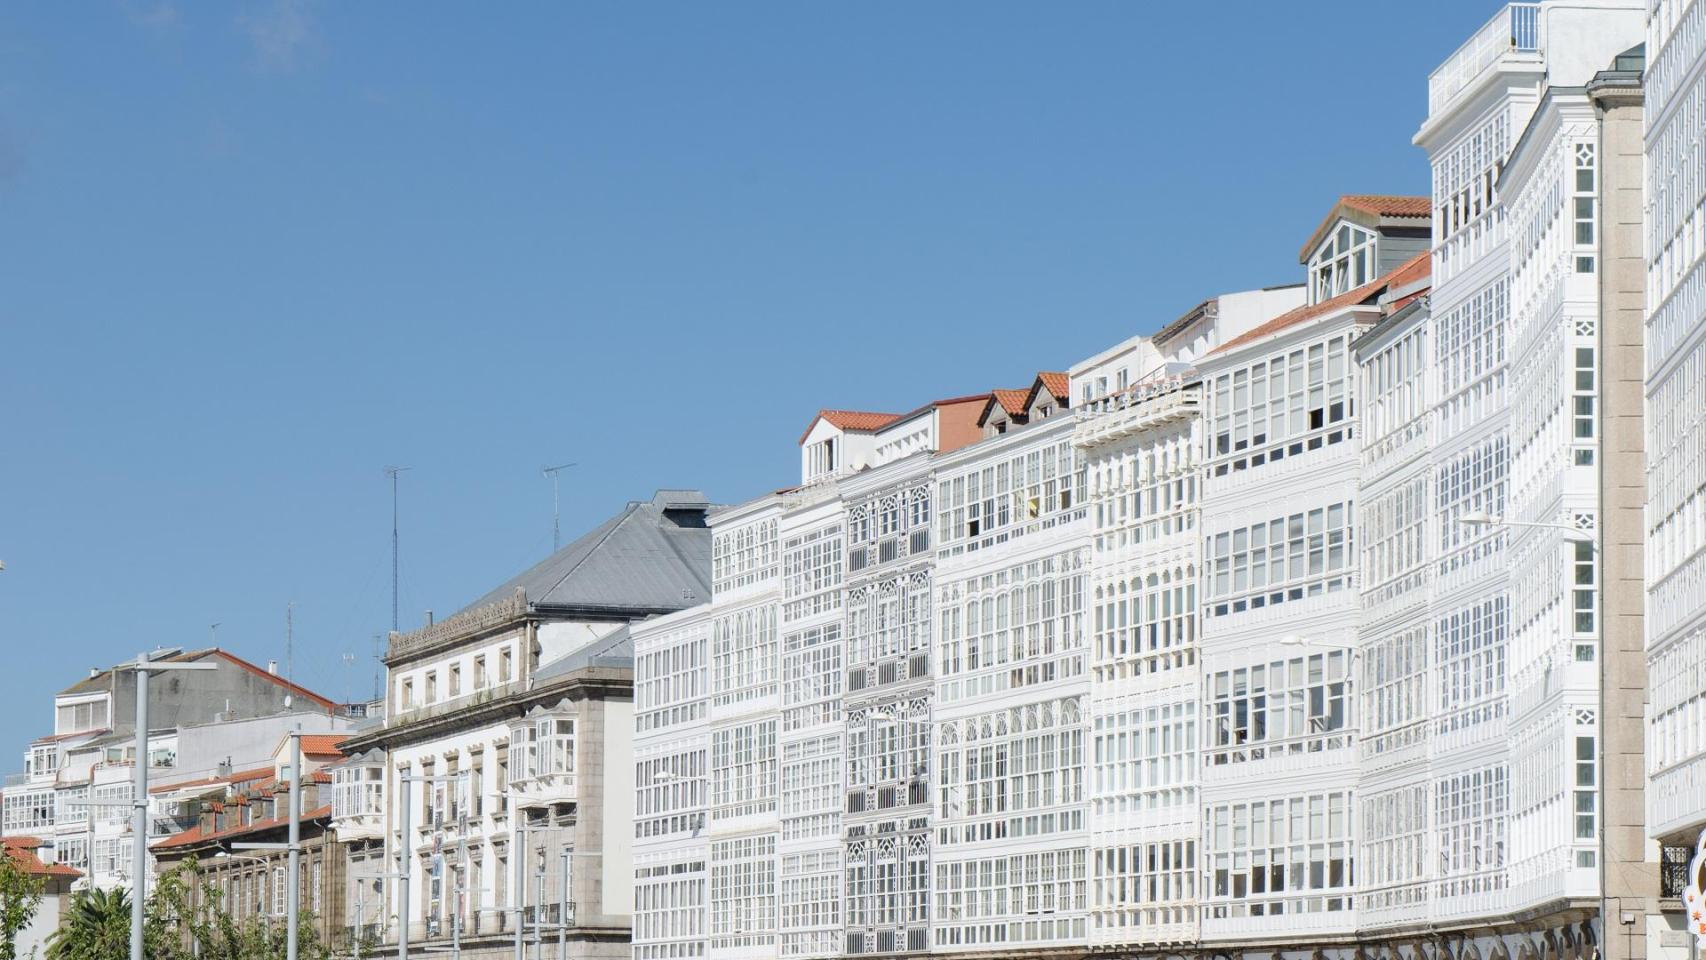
top-left (0, 1), bottom-right (1494, 761)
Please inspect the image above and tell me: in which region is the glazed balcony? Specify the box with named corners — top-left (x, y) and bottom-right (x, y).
top-left (1427, 4), bottom-right (1541, 114)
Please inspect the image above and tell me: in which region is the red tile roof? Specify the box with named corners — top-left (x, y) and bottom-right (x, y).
top-left (152, 804), bottom-right (333, 851)
top-left (4, 837), bottom-right (82, 878)
top-left (1036, 372), bottom-right (1070, 402)
top-left (991, 389), bottom-right (1028, 417)
top-left (1299, 195), bottom-right (1432, 262)
top-left (297, 734), bottom-right (350, 759)
top-left (797, 409), bottom-right (903, 446)
top-left (1210, 251), bottom-right (1430, 358)
top-left (1339, 195), bottom-right (1432, 218)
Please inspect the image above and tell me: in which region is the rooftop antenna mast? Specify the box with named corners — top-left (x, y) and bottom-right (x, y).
top-left (371, 633), bottom-right (383, 701)
top-left (542, 462), bottom-right (578, 551)
top-left (384, 466), bottom-right (411, 633)
top-left (285, 601), bottom-right (294, 686)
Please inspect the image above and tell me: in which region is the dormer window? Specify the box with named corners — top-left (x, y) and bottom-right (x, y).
top-left (1309, 223), bottom-right (1376, 303)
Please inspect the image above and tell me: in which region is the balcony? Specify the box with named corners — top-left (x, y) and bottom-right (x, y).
top-left (1427, 4), bottom-right (1541, 114)
top-left (1073, 378), bottom-right (1197, 449)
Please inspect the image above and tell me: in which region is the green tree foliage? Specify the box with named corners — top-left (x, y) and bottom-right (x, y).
top-left (146, 860), bottom-right (331, 960)
top-left (0, 854), bottom-right (46, 960)
top-left (44, 887), bottom-right (130, 960)
top-left (44, 860), bottom-right (333, 960)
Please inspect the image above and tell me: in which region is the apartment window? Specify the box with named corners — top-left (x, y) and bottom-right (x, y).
top-left (273, 866), bottom-right (286, 918)
top-left (1573, 540), bottom-right (1597, 653)
top-left (808, 438), bottom-right (837, 479)
top-left (1092, 840), bottom-right (1195, 931)
top-left (713, 605), bottom-right (779, 708)
top-left (1436, 596), bottom-right (1508, 735)
top-left (500, 647), bottom-right (514, 683)
top-left (470, 757), bottom-right (484, 818)
top-left (711, 835), bottom-right (776, 947)
top-left (937, 441), bottom-right (1081, 550)
top-left (332, 765), bottom-right (384, 819)
top-left (936, 696), bottom-right (1084, 844)
top-left (1361, 784), bottom-right (1427, 910)
top-left (401, 679), bottom-right (414, 709)
top-left (448, 664), bottom-right (461, 698)
top-left (1573, 142), bottom-right (1597, 255)
top-left (495, 749), bottom-right (509, 815)
top-left (937, 551), bottom-right (1087, 702)
top-left (711, 719), bottom-right (777, 821)
top-left (1434, 765), bottom-right (1509, 897)
top-left (425, 672), bottom-right (438, 703)
top-left (781, 624), bottom-right (843, 733)
top-left (712, 518), bottom-right (780, 594)
top-left (55, 697), bottom-right (109, 735)
top-left (1204, 791), bottom-right (1354, 917)
top-left (1208, 650), bottom-right (1350, 762)
top-left (1208, 336), bottom-right (1354, 474)
top-left (1573, 347), bottom-right (1597, 465)
top-left (1205, 501), bottom-right (1354, 616)
top-left (29, 746), bottom-right (56, 776)
top-left (474, 655), bottom-right (487, 690)
top-left (1574, 735), bottom-right (1597, 843)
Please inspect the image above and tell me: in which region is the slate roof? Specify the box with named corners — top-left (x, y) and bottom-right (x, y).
top-left (461, 490), bottom-right (711, 616)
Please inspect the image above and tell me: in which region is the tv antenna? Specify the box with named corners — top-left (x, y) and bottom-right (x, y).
top-left (384, 466), bottom-right (411, 633)
top-left (542, 463), bottom-right (577, 551)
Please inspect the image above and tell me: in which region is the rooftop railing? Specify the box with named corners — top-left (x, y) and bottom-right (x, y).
top-left (1428, 4), bottom-right (1542, 114)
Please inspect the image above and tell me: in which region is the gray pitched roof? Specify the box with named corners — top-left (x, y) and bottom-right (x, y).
top-left (462, 490), bottom-right (711, 617)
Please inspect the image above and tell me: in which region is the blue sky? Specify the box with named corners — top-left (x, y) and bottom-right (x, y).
top-left (0, 1), bottom-right (1492, 760)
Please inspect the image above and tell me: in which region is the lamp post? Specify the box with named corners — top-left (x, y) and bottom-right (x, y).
top-left (122, 651), bottom-right (218, 960)
top-left (397, 771), bottom-right (466, 960)
top-left (1458, 510), bottom-right (1601, 552)
top-left (347, 870), bottom-right (402, 960)
top-left (232, 730), bottom-right (308, 960)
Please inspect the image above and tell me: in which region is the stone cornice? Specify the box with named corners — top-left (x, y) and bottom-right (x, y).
top-left (338, 667), bottom-right (632, 755)
top-left (385, 588), bottom-right (528, 666)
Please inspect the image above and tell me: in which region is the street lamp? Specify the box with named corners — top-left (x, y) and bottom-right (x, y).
top-left (396, 771), bottom-right (467, 960)
top-left (1459, 510), bottom-right (1600, 552)
top-left (120, 651), bottom-right (218, 960)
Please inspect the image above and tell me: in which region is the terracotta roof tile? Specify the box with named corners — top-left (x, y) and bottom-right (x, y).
top-left (297, 734), bottom-right (350, 759)
top-left (1299, 194), bottom-right (1432, 262)
top-left (991, 389), bottom-right (1029, 416)
top-left (152, 804), bottom-right (332, 852)
top-left (797, 409), bottom-right (903, 446)
top-left (1036, 372), bottom-right (1070, 402)
top-left (1210, 252), bottom-right (1430, 358)
top-left (1339, 195), bottom-right (1432, 218)
top-left (4, 837), bottom-right (82, 878)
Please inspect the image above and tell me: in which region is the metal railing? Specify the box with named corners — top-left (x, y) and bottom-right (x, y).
top-left (1427, 4), bottom-right (1541, 114)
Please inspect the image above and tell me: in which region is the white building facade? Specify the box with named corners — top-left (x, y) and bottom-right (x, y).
top-left (1645, 0), bottom-right (1706, 952)
top-left (631, 5), bottom-right (1671, 960)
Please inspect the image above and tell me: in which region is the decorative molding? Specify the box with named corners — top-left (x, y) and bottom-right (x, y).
top-left (386, 588), bottom-right (528, 664)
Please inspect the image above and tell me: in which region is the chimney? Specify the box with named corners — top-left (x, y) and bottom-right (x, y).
top-left (267, 660), bottom-right (278, 675)
top-left (198, 802), bottom-right (215, 835)
top-left (217, 757), bottom-right (233, 778)
top-left (89, 668), bottom-right (99, 678)
top-left (425, 609), bottom-right (434, 626)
